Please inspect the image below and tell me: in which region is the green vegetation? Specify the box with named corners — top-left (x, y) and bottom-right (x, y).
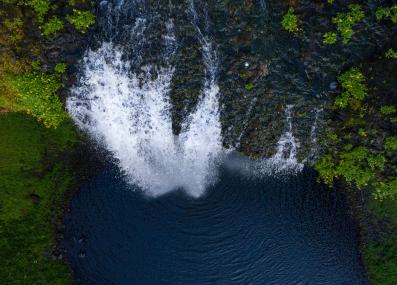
top-left (385, 48), bottom-right (397, 59)
top-left (41, 16), bottom-right (64, 37)
top-left (11, 72), bottom-right (67, 128)
top-left (66, 9), bottom-right (95, 33)
top-left (380, 105), bottom-right (396, 115)
top-left (54, 63), bottom-right (67, 74)
top-left (331, 4), bottom-right (365, 44)
top-left (323, 32), bottom-right (337, 45)
top-left (245, 82), bottom-right (254, 91)
top-left (363, 197), bottom-right (397, 285)
top-left (0, 112), bottom-right (79, 284)
top-left (316, 67), bottom-right (397, 201)
top-left (281, 7), bottom-right (299, 33)
top-left (335, 68), bottom-right (367, 109)
top-left (376, 4), bottom-right (397, 24)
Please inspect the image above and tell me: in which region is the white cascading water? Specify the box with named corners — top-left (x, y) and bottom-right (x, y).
top-left (67, 1), bottom-right (223, 197)
top-left (256, 105), bottom-right (304, 175)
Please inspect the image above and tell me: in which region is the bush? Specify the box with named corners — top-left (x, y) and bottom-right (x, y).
top-left (66, 9), bottom-right (95, 33)
top-left (281, 7), bottom-right (299, 33)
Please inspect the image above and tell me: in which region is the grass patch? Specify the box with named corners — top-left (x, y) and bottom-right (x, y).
top-left (0, 112), bottom-right (79, 284)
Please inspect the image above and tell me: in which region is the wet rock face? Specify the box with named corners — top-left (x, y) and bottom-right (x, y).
top-left (69, 0), bottom-right (394, 162)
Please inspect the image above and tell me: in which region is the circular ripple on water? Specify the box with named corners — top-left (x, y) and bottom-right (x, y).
top-left (63, 165), bottom-right (367, 285)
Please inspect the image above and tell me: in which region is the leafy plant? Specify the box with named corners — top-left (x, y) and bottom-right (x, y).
top-left (281, 7), bottom-right (299, 33)
top-left (41, 16), bottom-right (63, 37)
top-left (376, 5), bottom-right (397, 24)
top-left (323, 32), bottom-right (337, 44)
top-left (54, 63), bottom-right (67, 74)
top-left (385, 136), bottom-right (397, 151)
top-left (332, 4), bottom-right (365, 44)
top-left (66, 9), bottom-right (95, 33)
top-left (380, 105), bottom-right (396, 115)
top-left (245, 82), bottom-right (254, 91)
top-left (335, 67), bottom-right (367, 109)
top-left (27, 0), bottom-right (51, 23)
top-left (385, 48), bottom-right (397, 59)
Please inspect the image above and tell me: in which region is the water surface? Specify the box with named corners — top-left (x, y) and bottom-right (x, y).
top-left (64, 166), bottom-right (367, 285)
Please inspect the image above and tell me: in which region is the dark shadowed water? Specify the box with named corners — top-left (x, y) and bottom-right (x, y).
top-left (63, 165), bottom-right (368, 285)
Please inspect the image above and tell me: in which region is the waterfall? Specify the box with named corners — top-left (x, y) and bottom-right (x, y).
top-left (67, 0), bottom-right (223, 197)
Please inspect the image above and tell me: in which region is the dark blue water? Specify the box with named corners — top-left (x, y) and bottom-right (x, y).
top-left (63, 166), bottom-right (368, 285)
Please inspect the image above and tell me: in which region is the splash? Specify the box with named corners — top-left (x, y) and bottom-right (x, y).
top-left (67, 2), bottom-right (223, 197)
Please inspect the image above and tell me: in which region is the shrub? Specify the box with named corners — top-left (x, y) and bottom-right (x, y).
top-left (41, 16), bottom-right (63, 37)
top-left (335, 67), bottom-right (367, 108)
top-left (281, 7), bottom-right (299, 33)
top-left (66, 9), bottom-right (95, 33)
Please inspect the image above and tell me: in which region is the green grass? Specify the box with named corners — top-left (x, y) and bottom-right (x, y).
top-left (363, 197), bottom-right (397, 285)
top-left (0, 112), bottom-right (79, 284)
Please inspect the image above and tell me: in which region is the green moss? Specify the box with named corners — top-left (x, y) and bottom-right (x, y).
top-left (66, 9), bottom-right (95, 33)
top-left (363, 197), bottom-right (397, 284)
top-left (10, 72), bottom-right (67, 128)
top-left (281, 7), bottom-right (299, 33)
top-left (41, 16), bottom-right (64, 37)
top-left (27, 0), bottom-right (51, 23)
top-left (0, 112), bottom-right (78, 284)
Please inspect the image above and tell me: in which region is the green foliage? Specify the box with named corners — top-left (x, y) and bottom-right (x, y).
top-left (0, 113), bottom-right (77, 284)
top-left (316, 147), bottom-right (383, 189)
top-left (27, 0), bottom-right (51, 23)
top-left (245, 82), bottom-right (254, 90)
top-left (376, 5), bottom-right (397, 24)
top-left (66, 9), bottom-right (95, 33)
top-left (385, 136), bottom-right (397, 151)
top-left (281, 7), bottom-right (299, 33)
top-left (54, 63), bottom-right (67, 74)
top-left (11, 72), bottom-right (67, 128)
top-left (331, 4), bottom-right (365, 44)
top-left (385, 48), bottom-right (397, 59)
top-left (380, 105), bottom-right (396, 115)
top-left (41, 16), bottom-right (63, 37)
top-left (363, 196), bottom-right (397, 283)
top-left (323, 32), bottom-right (337, 44)
top-left (2, 17), bottom-right (24, 44)
top-left (335, 67), bottom-right (367, 109)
